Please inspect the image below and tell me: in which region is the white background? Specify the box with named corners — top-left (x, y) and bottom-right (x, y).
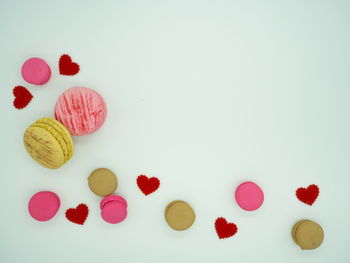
top-left (0, 0), bottom-right (349, 262)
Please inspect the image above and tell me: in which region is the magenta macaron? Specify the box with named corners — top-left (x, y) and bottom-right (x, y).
top-left (100, 195), bottom-right (127, 224)
top-left (28, 191), bottom-right (60, 221)
top-left (21, 57), bottom-right (51, 85)
top-left (54, 86), bottom-right (107, 136)
top-left (235, 181), bottom-right (264, 211)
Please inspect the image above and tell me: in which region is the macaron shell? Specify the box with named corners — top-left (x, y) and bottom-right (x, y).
top-left (88, 168), bottom-right (118, 197)
top-left (31, 122), bottom-right (70, 162)
top-left (295, 221), bottom-right (324, 250)
top-left (165, 200), bottom-right (196, 231)
top-left (100, 198), bottom-right (127, 224)
top-left (24, 126), bottom-right (65, 169)
top-left (54, 86), bottom-right (107, 136)
top-left (235, 182), bottom-right (264, 211)
top-left (100, 195), bottom-right (127, 210)
top-left (21, 57), bottom-right (51, 85)
top-left (292, 220), bottom-right (310, 244)
top-left (35, 118), bottom-right (74, 161)
top-left (28, 191), bottom-right (60, 221)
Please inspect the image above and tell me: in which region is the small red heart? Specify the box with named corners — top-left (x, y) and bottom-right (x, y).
top-left (137, 175), bottom-right (160, 196)
top-left (13, 86), bottom-right (33, 109)
top-left (65, 204), bottom-right (89, 225)
top-left (59, 54), bottom-right (80, 76)
top-left (215, 217), bottom-right (238, 239)
top-left (296, 184), bottom-right (319, 206)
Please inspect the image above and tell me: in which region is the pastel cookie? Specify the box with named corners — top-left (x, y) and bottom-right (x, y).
top-left (100, 195), bottom-right (127, 224)
top-left (292, 220), bottom-right (324, 250)
top-left (23, 117), bottom-right (74, 169)
top-left (28, 191), bottom-right (60, 221)
top-left (54, 87), bottom-right (107, 136)
top-left (88, 168), bottom-right (118, 197)
top-left (235, 182), bottom-right (264, 211)
top-left (21, 57), bottom-right (51, 85)
top-left (165, 200), bottom-right (196, 231)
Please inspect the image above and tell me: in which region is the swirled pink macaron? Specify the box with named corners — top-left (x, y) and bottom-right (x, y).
top-left (100, 195), bottom-right (127, 224)
top-left (21, 57), bottom-right (51, 85)
top-left (28, 191), bottom-right (60, 221)
top-left (54, 86), bottom-right (107, 136)
top-left (235, 181), bottom-right (264, 211)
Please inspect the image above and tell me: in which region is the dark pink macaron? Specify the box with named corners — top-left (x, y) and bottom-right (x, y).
top-left (28, 191), bottom-right (60, 221)
top-left (100, 195), bottom-right (127, 224)
top-left (235, 182), bottom-right (264, 211)
top-left (21, 57), bottom-right (51, 85)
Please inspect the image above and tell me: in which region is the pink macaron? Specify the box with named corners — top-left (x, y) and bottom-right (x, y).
top-left (21, 57), bottom-right (51, 85)
top-left (235, 181), bottom-right (264, 211)
top-left (54, 86), bottom-right (107, 136)
top-left (28, 191), bottom-right (60, 221)
top-left (100, 195), bottom-right (127, 224)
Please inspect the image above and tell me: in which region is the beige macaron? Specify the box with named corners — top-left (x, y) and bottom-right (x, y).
top-left (88, 168), bottom-right (118, 197)
top-left (292, 220), bottom-right (324, 250)
top-left (165, 200), bottom-right (196, 231)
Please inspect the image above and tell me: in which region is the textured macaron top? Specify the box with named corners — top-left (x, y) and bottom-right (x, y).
top-left (23, 117), bottom-right (74, 169)
top-left (54, 86), bottom-right (107, 136)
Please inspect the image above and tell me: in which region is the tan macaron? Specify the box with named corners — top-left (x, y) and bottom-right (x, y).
top-left (165, 200), bottom-right (196, 231)
top-left (292, 220), bottom-right (324, 250)
top-left (88, 168), bottom-right (118, 197)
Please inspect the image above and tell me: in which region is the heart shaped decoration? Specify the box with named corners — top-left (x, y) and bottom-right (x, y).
top-left (65, 203), bottom-right (89, 225)
top-left (296, 184), bottom-right (319, 206)
top-left (215, 217), bottom-right (238, 239)
top-left (59, 54), bottom-right (80, 76)
top-left (137, 175), bottom-right (160, 196)
top-left (13, 85), bottom-right (33, 109)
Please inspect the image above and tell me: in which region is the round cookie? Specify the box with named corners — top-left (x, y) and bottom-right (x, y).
top-left (165, 200), bottom-right (196, 231)
top-left (88, 168), bottom-right (118, 197)
top-left (100, 195), bottom-right (127, 224)
top-left (28, 191), bottom-right (60, 221)
top-left (292, 220), bottom-right (324, 250)
top-left (54, 86), bottom-right (107, 136)
top-left (21, 57), bottom-right (51, 85)
top-left (23, 117), bottom-right (74, 169)
top-left (235, 181), bottom-right (264, 211)
top-left (292, 220), bottom-right (309, 243)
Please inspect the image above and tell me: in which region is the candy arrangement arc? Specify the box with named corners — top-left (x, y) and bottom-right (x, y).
top-left (19, 55), bottom-right (325, 248)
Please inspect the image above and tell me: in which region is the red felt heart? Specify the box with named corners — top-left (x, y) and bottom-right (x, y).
top-left (137, 175), bottom-right (160, 196)
top-left (215, 217), bottom-right (238, 239)
top-left (59, 54), bottom-right (80, 76)
top-left (65, 204), bottom-right (89, 225)
top-left (296, 184), bottom-right (319, 206)
top-left (13, 85), bottom-right (33, 109)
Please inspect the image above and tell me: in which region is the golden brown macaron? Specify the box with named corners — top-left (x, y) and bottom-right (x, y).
top-left (165, 200), bottom-right (196, 231)
top-left (23, 117), bottom-right (74, 169)
top-left (292, 220), bottom-right (324, 250)
top-left (88, 168), bottom-right (118, 197)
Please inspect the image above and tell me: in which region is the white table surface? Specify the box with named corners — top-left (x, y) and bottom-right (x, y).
top-left (0, 0), bottom-right (349, 262)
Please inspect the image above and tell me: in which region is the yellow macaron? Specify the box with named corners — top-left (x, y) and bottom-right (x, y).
top-left (23, 117), bottom-right (74, 169)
